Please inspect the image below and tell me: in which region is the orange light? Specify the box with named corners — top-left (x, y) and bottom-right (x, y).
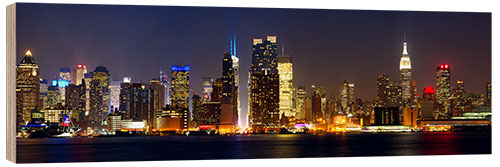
top-left (25, 50), bottom-right (32, 56)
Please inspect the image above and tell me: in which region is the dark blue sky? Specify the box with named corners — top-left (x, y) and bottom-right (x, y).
top-left (17, 3), bottom-right (491, 112)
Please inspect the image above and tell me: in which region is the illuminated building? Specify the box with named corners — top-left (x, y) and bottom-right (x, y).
top-left (92, 65), bottom-right (111, 114)
top-left (399, 32), bottom-right (412, 107)
top-left (148, 79), bottom-right (166, 115)
top-left (72, 64), bottom-right (87, 85)
top-left (451, 80), bottom-right (465, 117)
top-left (222, 52), bottom-right (238, 126)
top-left (130, 83), bottom-right (155, 132)
top-left (211, 78), bottom-right (223, 102)
top-left (229, 36), bottom-right (241, 127)
top-left (106, 111), bottom-right (122, 133)
top-left (249, 35), bottom-right (280, 131)
top-left (89, 79), bottom-right (103, 129)
top-left (16, 50), bottom-right (40, 129)
top-left (201, 77), bottom-right (214, 102)
top-left (436, 64), bottom-right (451, 117)
top-left (278, 56), bottom-right (294, 118)
top-left (191, 94), bottom-right (202, 126)
top-left (110, 80), bottom-right (121, 111)
top-left (158, 69), bottom-right (170, 106)
top-left (421, 87), bottom-right (436, 120)
top-left (46, 85), bottom-right (60, 109)
top-left (486, 81), bottom-right (491, 106)
top-left (410, 81), bottom-right (418, 108)
top-left (119, 77), bottom-right (131, 117)
top-left (156, 105), bottom-right (189, 131)
top-left (42, 104), bottom-right (71, 123)
top-left (83, 73), bottom-right (93, 116)
top-left (39, 79), bottom-right (49, 109)
top-left (374, 107), bottom-right (400, 125)
top-left (58, 66), bottom-right (72, 104)
top-left (376, 73), bottom-right (390, 107)
top-left (388, 81), bottom-right (402, 108)
top-left (295, 86), bottom-right (306, 120)
top-left (312, 85), bottom-right (325, 122)
top-left (170, 65), bottom-right (190, 108)
top-left (65, 84), bottom-right (86, 121)
top-left (403, 108), bottom-right (417, 127)
top-left (198, 101), bottom-right (222, 125)
top-left (339, 81), bottom-right (354, 114)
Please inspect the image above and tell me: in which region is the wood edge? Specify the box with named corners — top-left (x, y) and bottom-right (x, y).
top-left (6, 3), bottom-right (17, 163)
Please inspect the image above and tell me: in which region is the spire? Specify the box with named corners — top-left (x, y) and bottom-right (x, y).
top-left (402, 30), bottom-right (408, 55)
top-left (25, 50), bottom-right (32, 56)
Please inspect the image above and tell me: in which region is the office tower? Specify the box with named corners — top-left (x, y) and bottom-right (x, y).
top-left (191, 94), bottom-right (202, 125)
top-left (39, 79), bottom-right (48, 109)
top-left (486, 81), bottom-right (491, 106)
top-left (388, 81), bottom-right (402, 108)
top-left (130, 83), bottom-right (155, 131)
top-left (295, 86), bottom-right (306, 120)
top-left (72, 64), bottom-right (87, 85)
top-left (451, 80), bottom-right (465, 117)
top-left (16, 50), bottom-right (40, 128)
top-left (249, 35), bottom-right (280, 131)
top-left (421, 87), bottom-right (436, 120)
top-left (304, 97), bottom-right (313, 123)
top-left (399, 32), bottom-right (412, 107)
top-left (170, 65), bottom-right (190, 108)
top-left (211, 78), bottom-right (223, 102)
top-left (222, 52), bottom-right (238, 126)
top-left (119, 77), bottom-right (131, 117)
top-left (229, 36), bottom-right (241, 127)
top-left (278, 56), bottom-right (294, 118)
top-left (92, 66), bottom-right (111, 115)
top-left (59, 66), bottom-right (72, 83)
top-left (89, 79), bottom-right (103, 129)
top-left (156, 105), bottom-right (189, 131)
top-left (403, 108), bottom-right (418, 127)
top-left (340, 81), bottom-right (355, 113)
top-left (159, 69), bottom-right (170, 105)
top-left (376, 73), bottom-right (390, 107)
top-left (148, 79), bottom-right (166, 113)
top-left (201, 77), bottom-right (214, 102)
top-left (312, 85), bottom-right (326, 122)
top-left (436, 64), bottom-right (451, 117)
top-left (109, 80), bottom-right (121, 111)
top-left (410, 81), bottom-right (418, 108)
top-left (83, 73), bottom-right (93, 116)
top-left (46, 85), bottom-right (60, 109)
top-left (65, 84), bottom-right (86, 121)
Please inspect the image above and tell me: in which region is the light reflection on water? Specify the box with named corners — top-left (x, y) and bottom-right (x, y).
top-left (16, 132), bottom-right (491, 163)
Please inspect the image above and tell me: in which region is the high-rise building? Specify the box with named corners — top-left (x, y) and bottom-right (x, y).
top-left (159, 69), bottom-right (170, 105)
top-left (89, 79), bottom-right (103, 129)
top-left (421, 87), bottom-right (436, 120)
top-left (39, 79), bottom-right (49, 109)
top-left (374, 107), bottom-right (400, 125)
top-left (130, 83), bottom-right (155, 131)
top-left (92, 66), bottom-right (111, 115)
top-left (222, 52), bottom-right (238, 126)
top-left (399, 32), bottom-right (412, 107)
top-left (451, 80), bottom-right (466, 117)
top-left (46, 85), bottom-right (60, 109)
top-left (191, 94), bottom-right (202, 126)
top-left (170, 65), bottom-right (190, 108)
top-left (119, 77), bottom-right (131, 117)
top-left (72, 64), bottom-right (87, 85)
top-left (312, 85), bottom-right (326, 122)
top-left (304, 97), bottom-right (313, 123)
top-left (388, 81), bottom-right (402, 108)
top-left (376, 73), bottom-right (390, 107)
top-left (148, 79), bottom-right (166, 113)
top-left (201, 77), bottom-right (214, 102)
top-left (278, 56), bottom-right (294, 118)
top-left (249, 35), bottom-right (280, 131)
top-left (110, 80), bottom-right (121, 111)
top-left (436, 64), bottom-right (451, 117)
top-left (340, 81), bottom-right (355, 113)
top-left (230, 36), bottom-right (241, 127)
top-left (295, 86), bottom-right (306, 120)
top-left (16, 50), bottom-right (40, 129)
top-left (486, 81), bottom-right (491, 106)
top-left (211, 78), bottom-right (223, 102)
top-left (65, 83), bottom-right (86, 121)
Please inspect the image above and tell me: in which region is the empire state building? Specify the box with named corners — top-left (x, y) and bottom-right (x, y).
top-left (399, 33), bottom-right (412, 107)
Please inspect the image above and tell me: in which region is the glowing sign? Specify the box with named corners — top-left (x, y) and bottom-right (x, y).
top-left (424, 87), bottom-right (435, 94)
top-left (52, 80), bottom-right (58, 86)
top-left (61, 115), bottom-right (70, 127)
top-left (171, 65), bottom-right (190, 71)
top-left (52, 80), bottom-right (69, 88)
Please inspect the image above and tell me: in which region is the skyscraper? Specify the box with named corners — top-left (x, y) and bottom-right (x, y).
top-left (278, 56), bottom-right (294, 118)
top-left (16, 50), bottom-right (40, 129)
top-left (65, 83), bottom-right (86, 121)
top-left (249, 35), bottom-right (280, 131)
top-left (436, 64), bottom-right (451, 117)
top-left (230, 35), bottom-right (241, 127)
top-left (110, 80), bottom-right (121, 111)
top-left (312, 85), bottom-right (326, 121)
top-left (92, 66), bottom-right (111, 114)
top-left (222, 52), bottom-right (238, 126)
top-left (339, 81), bottom-right (355, 114)
top-left (73, 64), bottom-right (87, 85)
top-left (89, 79), bottom-right (103, 129)
top-left (211, 78), bottom-right (223, 102)
top-left (130, 83), bottom-right (155, 131)
top-left (171, 65), bottom-right (190, 108)
top-left (119, 77), bottom-right (131, 117)
top-left (399, 32), bottom-right (412, 107)
top-left (376, 73), bottom-right (390, 107)
top-left (159, 69), bottom-right (170, 105)
top-left (295, 86), bottom-right (306, 120)
top-left (148, 79), bottom-right (166, 115)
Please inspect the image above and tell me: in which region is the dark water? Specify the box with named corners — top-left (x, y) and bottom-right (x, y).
top-left (16, 132), bottom-right (491, 163)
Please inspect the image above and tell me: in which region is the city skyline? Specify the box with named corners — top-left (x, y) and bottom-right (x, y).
top-left (16, 3), bottom-right (491, 128)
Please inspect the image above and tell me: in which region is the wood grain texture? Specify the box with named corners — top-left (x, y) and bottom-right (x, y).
top-left (6, 3), bottom-right (17, 163)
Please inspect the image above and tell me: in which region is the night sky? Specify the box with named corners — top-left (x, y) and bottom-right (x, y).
top-left (16, 3), bottom-right (491, 126)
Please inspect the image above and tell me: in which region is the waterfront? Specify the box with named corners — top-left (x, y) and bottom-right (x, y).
top-left (16, 132), bottom-right (491, 163)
